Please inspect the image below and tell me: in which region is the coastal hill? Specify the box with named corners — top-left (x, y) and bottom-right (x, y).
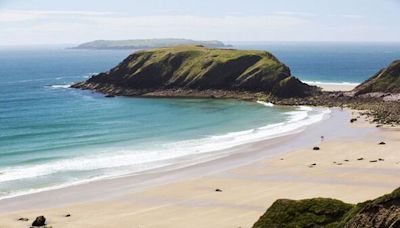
top-left (253, 187), bottom-right (400, 228)
top-left (353, 60), bottom-right (400, 95)
top-left (72, 45), bottom-right (317, 98)
top-left (72, 38), bottom-right (230, 50)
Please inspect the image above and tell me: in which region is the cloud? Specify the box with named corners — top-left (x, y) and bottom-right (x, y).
top-left (0, 10), bottom-right (311, 44)
top-left (84, 14), bottom-right (310, 31)
top-left (0, 10), bottom-right (114, 22)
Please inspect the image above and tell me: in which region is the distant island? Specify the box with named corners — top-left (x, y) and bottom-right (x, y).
top-left (71, 38), bottom-right (231, 50)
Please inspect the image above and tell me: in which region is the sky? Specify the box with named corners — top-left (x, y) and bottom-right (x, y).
top-left (0, 0), bottom-right (399, 45)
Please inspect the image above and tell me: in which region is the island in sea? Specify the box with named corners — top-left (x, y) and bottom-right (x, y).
top-left (73, 45), bottom-right (400, 124)
top-left (71, 38), bottom-right (231, 50)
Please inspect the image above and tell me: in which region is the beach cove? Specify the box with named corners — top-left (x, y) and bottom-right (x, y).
top-left (1, 101), bottom-right (400, 227)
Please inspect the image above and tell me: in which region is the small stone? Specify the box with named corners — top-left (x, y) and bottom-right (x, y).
top-left (215, 188), bottom-right (222, 192)
top-left (370, 160), bottom-right (378, 163)
top-left (344, 159), bottom-right (349, 162)
top-left (357, 158), bottom-right (364, 161)
top-left (32, 216), bottom-right (46, 227)
top-left (378, 158), bottom-right (384, 161)
top-left (18, 217), bottom-right (29, 221)
top-left (308, 163), bottom-right (317, 168)
top-left (65, 214), bottom-right (71, 217)
top-left (313, 147), bottom-right (320, 151)
top-left (350, 118), bottom-right (358, 123)
top-left (378, 142), bottom-right (386, 145)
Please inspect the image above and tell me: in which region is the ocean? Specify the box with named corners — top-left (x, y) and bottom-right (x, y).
top-left (1, 42), bottom-right (399, 199)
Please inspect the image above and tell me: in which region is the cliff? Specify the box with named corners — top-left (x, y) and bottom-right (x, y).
top-left (354, 60), bottom-right (400, 95)
top-left (72, 45), bottom-right (316, 98)
top-left (253, 187), bottom-right (400, 228)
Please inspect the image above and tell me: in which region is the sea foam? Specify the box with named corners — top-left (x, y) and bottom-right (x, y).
top-left (0, 105), bottom-right (330, 200)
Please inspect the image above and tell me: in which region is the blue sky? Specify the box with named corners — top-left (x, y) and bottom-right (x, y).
top-left (0, 0), bottom-right (399, 45)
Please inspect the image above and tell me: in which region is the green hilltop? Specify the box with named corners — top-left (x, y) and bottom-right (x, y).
top-left (73, 45), bottom-right (316, 98)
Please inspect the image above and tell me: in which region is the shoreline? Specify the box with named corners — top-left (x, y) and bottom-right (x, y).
top-left (0, 106), bottom-right (332, 211)
top-left (2, 108), bottom-right (398, 228)
top-left (0, 104), bottom-right (328, 202)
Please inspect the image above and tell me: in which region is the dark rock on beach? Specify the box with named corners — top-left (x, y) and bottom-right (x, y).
top-left (313, 147), bottom-right (320, 151)
top-left (32, 216), bottom-right (46, 227)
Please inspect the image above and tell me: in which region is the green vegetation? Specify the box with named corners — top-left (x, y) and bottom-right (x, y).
top-left (338, 187), bottom-right (400, 227)
top-left (253, 187), bottom-right (400, 228)
top-left (252, 198), bottom-right (353, 228)
top-left (354, 60), bottom-right (400, 94)
top-left (72, 38), bottom-right (229, 50)
top-left (75, 45), bottom-right (316, 98)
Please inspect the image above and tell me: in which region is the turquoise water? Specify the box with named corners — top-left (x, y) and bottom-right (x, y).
top-left (1, 43), bottom-right (398, 199)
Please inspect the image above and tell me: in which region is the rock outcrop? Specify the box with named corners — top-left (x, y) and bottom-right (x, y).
top-left (354, 60), bottom-right (400, 95)
top-left (253, 187), bottom-right (400, 228)
top-left (340, 187), bottom-right (400, 228)
top-left (72, 45), bottom-right (317, 98)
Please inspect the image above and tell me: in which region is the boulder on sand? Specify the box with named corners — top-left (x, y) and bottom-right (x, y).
top-left (31, 216), bottom-right (46, 227)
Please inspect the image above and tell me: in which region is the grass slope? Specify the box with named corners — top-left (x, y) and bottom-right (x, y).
top-left (253, 187), bottom-right (400, 228)
top-left (80, 45), bottom-right (314, 98)
top-left (354, 60), bottom-right (400, 94)
top-left (252, 198), bottom-right (353, 228)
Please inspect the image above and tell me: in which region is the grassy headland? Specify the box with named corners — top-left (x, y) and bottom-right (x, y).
top-left (72, 45), bottom-right (316, 98)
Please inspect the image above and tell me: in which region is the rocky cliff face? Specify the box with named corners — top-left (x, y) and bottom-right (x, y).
top-left (354, 60), bottom-right (400, 95)
top-left (72, 45), bottom-right (316, 98)
top-left (253, 187), bottom-right (400, 228)
top-left (340, 187), bottom-right (400, 228)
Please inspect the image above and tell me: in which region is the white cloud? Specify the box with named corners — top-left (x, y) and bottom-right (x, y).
top-left (0, 10), bottom-right (312, 44)
top-left (86, 14), bottom-right (309, 30)
top-left (0, 10), bottom-right (114, 22)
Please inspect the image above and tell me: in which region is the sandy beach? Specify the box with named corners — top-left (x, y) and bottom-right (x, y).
top-left (1, 105), bottom-right (399, 228)
top-left (309, 82), bottom-right (359, 91)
